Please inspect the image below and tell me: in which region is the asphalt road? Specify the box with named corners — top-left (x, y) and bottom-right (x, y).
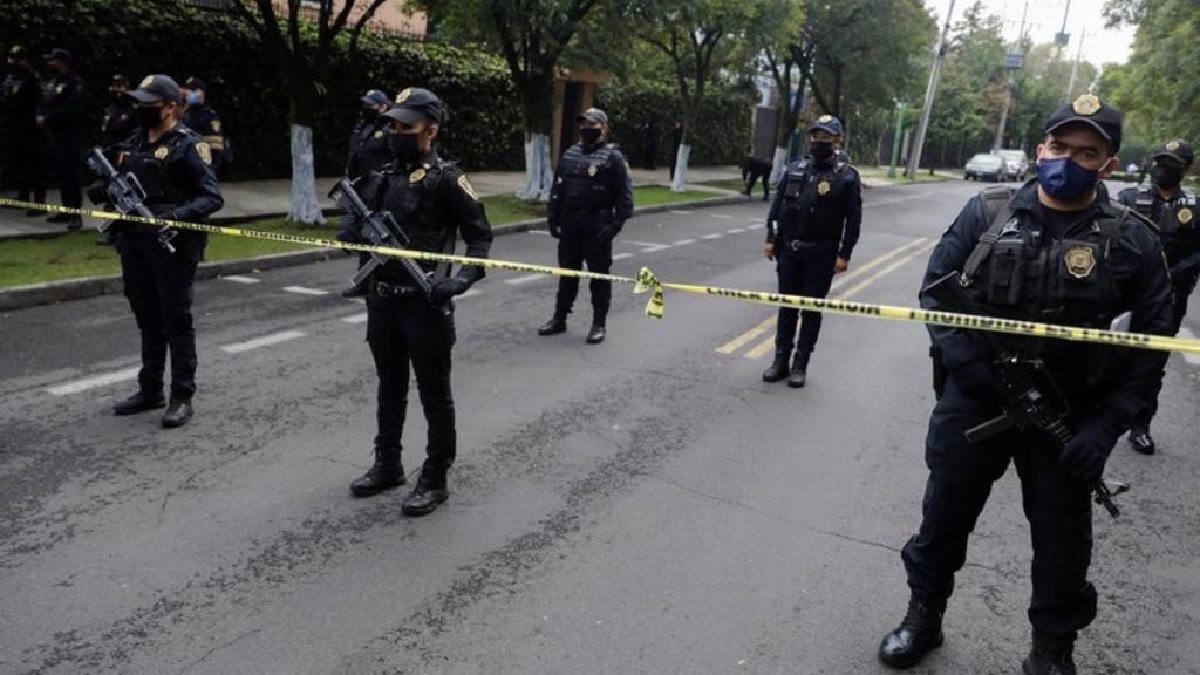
top-left (2, 180), bottom-right (1198, 675)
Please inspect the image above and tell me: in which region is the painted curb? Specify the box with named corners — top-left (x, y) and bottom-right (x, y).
top-left (0, 193), bottom-right (752, 312)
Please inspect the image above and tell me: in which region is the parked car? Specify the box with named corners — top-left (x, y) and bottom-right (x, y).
top-left (993, 149), bottom-right (1030, 181)
top-left (964, 153), bottom-right (1007, 182)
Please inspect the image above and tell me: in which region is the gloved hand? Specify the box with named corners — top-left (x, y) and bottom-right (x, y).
top-left (149, 204), bottom-right (176, 220)
top-left (948, 359), bottom-right (999, 401)
top-left (596, 224), bottom-right (617, 242)
top-left (1059, 416), bottom-right (1122, 486)
top-left (548, 221), bottom-right (561, 239)
top-left (430, 277), bottom-right (470, 304)
top-left (1170, 263), bottom-right (1198, 286)
top-left (335, 216), bottom-right (362, 243)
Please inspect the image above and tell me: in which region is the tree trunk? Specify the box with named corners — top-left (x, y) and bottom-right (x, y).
top-left (285, 61), bottom-right (324, 225)
top-left (770, 146), bottom-right (788, 184)
top-left (517, 75), bottom-right (555, 202)
top-left (671, 144), bottom-right (692, 192)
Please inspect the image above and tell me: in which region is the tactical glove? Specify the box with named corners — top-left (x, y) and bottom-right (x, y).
top-left (548, 221), bottom-right (561, 239)
top-left (430, 277), bottom-right (470, 304)
top-left (1059, 416), bottom-right (1121, 486)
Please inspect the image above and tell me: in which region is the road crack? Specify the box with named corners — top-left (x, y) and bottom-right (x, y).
top-left (176, 627), bottom-right (263, 675)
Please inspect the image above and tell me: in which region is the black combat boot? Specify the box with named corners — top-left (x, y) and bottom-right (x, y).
top-left (113, 389), bottom-right (166, 416)
top-left (878, 597), bottom-right (944, 669)
top-left (350, 446), bottom-right (406, 498)
top-left (401, 473), bottom-right (448, 517)
top-left (762, 351), bottom-right (791, 383)
top-left (586, 325), bottom-right (606, 344)
top-left (161, 400), bottom-right (194, 429)
top-left (1022, 631), bottom-right (1077, 675)
top-left (538, 314), bottom-right (568, 336)
top-left (1128, 425), bottom-right (1155, 455)
top-left (787, 350), bottom-right (811, 388)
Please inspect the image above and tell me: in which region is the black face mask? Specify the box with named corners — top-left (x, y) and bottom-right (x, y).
top-left (134, 106), bottom-right (165, 132)
top-left (810, 141), bottom-right (834, 161)
top-left (1152, 165), bottom-right (1184, 190)
top-left (388, 132), bottom-right (421, 163)
top-left (580, 127), bottom-right (602, 145)
top-left (361, 108), bottom-right (378, 121)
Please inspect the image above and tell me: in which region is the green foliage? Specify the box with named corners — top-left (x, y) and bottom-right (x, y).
top-left (596, 80), bottom-right (755, 166)
top-left (0, 0), bottom-right (523, 179)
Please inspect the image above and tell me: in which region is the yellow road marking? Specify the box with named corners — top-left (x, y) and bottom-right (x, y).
top-left (716, 237), bottom-right (930, 356)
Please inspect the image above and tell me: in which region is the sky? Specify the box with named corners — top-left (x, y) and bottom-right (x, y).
top-left (924, 0), bottom-right (1138, 69)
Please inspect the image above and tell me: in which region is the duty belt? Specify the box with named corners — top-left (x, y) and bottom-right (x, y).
top-left (370, 280), bottom-right (420, 298)
top-left (784, 238), bottom-right (835, 251)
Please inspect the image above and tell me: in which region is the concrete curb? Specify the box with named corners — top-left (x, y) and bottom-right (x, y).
top-left (0, 193), bottom-right (753, 312)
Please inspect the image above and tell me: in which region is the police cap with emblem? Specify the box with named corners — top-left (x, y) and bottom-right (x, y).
top-left (1152, 140), bottom-right (1194, 167)
top-left (1044, 94), bottom-right (1122, 153)
top-left (809, 114), bottom-right (843, 137)
top-left (360, 89), bottom-right (391, 106)
top-left (183, 76), bottom-right (207, 91)
top-left (383, 87), bottom-right (443, 125)
top-left (576, 108), bottom-right (608, 125)
top-left (42, 48), bottom-right (75, 66)
top-left (126, 75), bottom-right (184, 105)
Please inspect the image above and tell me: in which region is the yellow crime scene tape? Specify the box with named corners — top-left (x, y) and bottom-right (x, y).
top-left (6, 196), bottom-right (1200, 356)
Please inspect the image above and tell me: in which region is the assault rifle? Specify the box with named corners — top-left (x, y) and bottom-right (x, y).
top-left (924, 272), bottom-right (1130, 518)
top-left (86, 147), bottom-right (176, 253)
top-left (328, 178), bottom-right (450, 316)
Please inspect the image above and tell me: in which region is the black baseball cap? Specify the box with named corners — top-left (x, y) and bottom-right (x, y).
top-left (1044, 94), bottom-right (1122, 153)
top-left (383, 87), bottom-right (443, 125)
top-left (126, 74), bottom-right (183, 104)
top-left (110, 74), bottom-right (128, 88)
top-left (809, 114), bottom-right (843, 136)
top-left (576, 108), bottom-right (608, 124)
top-left (42, 48), bottom-right (75, 66)
top-left (360, 89), bottom-right (391, 106)
top-left (1151, 140), bottom-right (1194, 167)
top-left (183, 76), bottom-right (206, 90)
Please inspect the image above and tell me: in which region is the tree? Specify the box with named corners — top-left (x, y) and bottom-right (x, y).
top-left (633, 0), bottom-right (762, 190)
top-left (753, 0), bottom-right (806, 179)
top-left (411, 0), bottom-right (606, 201)
top-left (232, 0), bottom-right (392, 225)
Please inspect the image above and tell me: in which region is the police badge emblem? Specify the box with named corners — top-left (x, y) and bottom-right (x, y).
top-left (211, 120), bottom-right (221, 133)
top-left (1064, 245), bottom-right (1096, 279)
top-left (140, 76), bottom-right (154, 89)
top-left (410, 168), bottom-right (427, 183)
top-left (374, 129), bottom-right (384, 139)
top-left (55, 84), bottom-right (64, 95)
top-left (1071, 94), bottom-right (1101, 116)
top-left (817, 180), bottom-right (831, 196)
top-left (818, 114), bottom-right (833, 123)
top-left (587, 164), bottom-right (598, 177)
top-left (396, 88), bottom-right (412, 103)
top-left (1179, 207), bottom-right (1195, 225)
top-left (1166, 140), bottom-right (1180, 152)
top-left (154, 146), bottom-right (170, 160)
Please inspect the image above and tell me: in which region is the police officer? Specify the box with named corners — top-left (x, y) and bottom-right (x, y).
top-left (1, 46), bottom-right (46, 216)
top-left (99, 75), bottom-right (224, 428)
top-left (536, 108), bottom-right (634, 344)
top-left (100, 75), bottom-right (136, 146)
top-left (341, 88), bottom-right (393, 298)
top-left (1117, 139), bottom-right (1196, 455)
top-left (37, 48), bottom-right (87, 230)
top-left (181, 77), bottom-right (225, 170)
top-left (878, 96), bottom-right (1173, 674)
top-left (761, 115), bottom-right (862, 387)
top-left (337, 87), bottom-right (493, 517)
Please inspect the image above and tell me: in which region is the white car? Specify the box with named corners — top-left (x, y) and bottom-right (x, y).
top-left (994, 149), bottom-right (1030, 181)
top-left (964, 154), bottom-right (1007, 182)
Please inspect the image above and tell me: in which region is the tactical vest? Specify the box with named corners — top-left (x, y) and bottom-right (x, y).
top-left (369, 159), bottom-right (456, 280)
top-left (963, 185), bottom-right (1132, 389)
top-left (1132, 186), bottom-right (1200, 266)
top-left (557, 143), bottom-right (619, 213)
top-left (779, 160), bottom-right (848, 242)
top-left (121, 129), bottom-right (196, 207)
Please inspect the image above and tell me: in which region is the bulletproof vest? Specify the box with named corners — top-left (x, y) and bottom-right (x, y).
top-left (370, 159), bottom-right (456, 279)
top-left (347, 121), bottom-right (392, 180)
top-left (556, 143), bottom-right (619, 213)
top-left (102, 102), bottom-right (136, 145)
top-left (120, 129), bottom-right (196, 206)
top-left (778, 160), bottom-right (848, 242)
top-left (1134, 187), bottom-right (1200, 266)
top-left (963, 187), bottom-right (1131, 388)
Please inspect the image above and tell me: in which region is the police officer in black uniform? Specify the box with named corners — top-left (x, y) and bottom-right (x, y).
top-left (37, 48), bottom-right (87, 231)
top-left (761, 114), bottom-right (862, 387)
top-left (878, 96), bottom-right (1173, 674)
top-left (1117, 139), bottom-right (1197, 455)
top-left (98, 75), bottom-right (224, 428)
top-left (337, 87), bottom-right (493, 517)
top-left (181, 77), bottom-right (225, 170)
top-left (2, 46), bottom-right (47, 216)
top-left (341, 88), bottom-right (393, 298)
top-left (536, 107), bottom-right (634, 344)
top-left (101, 75), bottom-right (136, 146)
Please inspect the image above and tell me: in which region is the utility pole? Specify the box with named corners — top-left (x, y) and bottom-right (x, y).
top-left (887, 100), bottom-right (907, 179)
top-left (905, 0), bottom-right (956, 180)
top-left (994, 0), bottom-right (1028, 151)
top-left (1065, 28), bottom-right (1086, 102)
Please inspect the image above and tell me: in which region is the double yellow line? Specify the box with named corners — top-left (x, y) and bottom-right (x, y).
top-left (716, 237), bottom-right (938, 358)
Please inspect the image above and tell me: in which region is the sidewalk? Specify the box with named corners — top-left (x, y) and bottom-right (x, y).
top-left (0, 166), bottom-right (747, 240)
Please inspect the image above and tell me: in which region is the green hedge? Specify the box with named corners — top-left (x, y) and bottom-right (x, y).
top-left (1, 0), bottom-right (524, 179)
top-left (597, 81), bottom-right (756, 167)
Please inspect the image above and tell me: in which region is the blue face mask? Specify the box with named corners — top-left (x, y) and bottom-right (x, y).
top-left (1036, 156), bottom-right (1099, 200)
top-left (186, 92), bottom-right (201, 105)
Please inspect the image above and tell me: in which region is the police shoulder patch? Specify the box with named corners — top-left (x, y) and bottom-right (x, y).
top-left (457, 174), bottom-right (478, 201)
top-left (195, 141), bottom-right (213, 166)
top-left (211, 120), bottom-right (221, 133)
